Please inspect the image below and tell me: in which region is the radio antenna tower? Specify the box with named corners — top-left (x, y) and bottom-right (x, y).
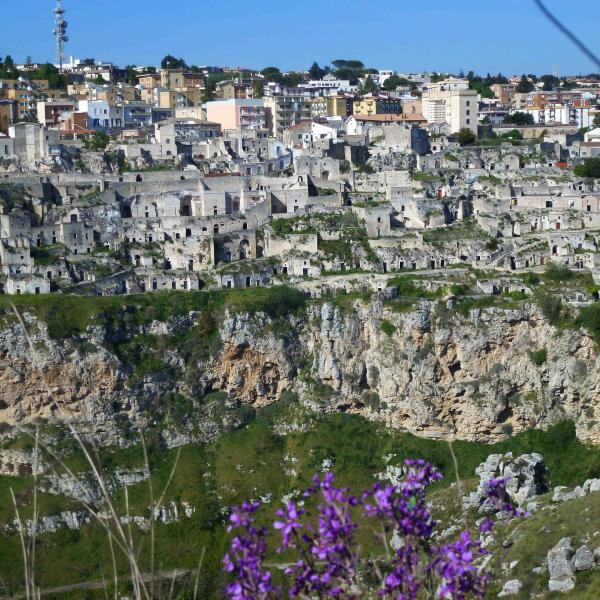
top-left (53, 0), bottom-right (69, 73)
top-left (552, 64), bottom-right (558, 79)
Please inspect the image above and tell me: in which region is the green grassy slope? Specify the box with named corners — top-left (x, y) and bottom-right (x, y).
top-left (0, 408), bottom-right (599, 598)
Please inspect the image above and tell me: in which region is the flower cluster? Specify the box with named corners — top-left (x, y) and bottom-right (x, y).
top-left (429, 532), bottom-right (490, 600)
top-left (223, 460), bottom-right (526, 600)
top-left (483, 477), bottom-right (529, 518)
top-left (223, 500), bottom-right (277, 600)
top-left (282, 472), bottom-right (361, 597)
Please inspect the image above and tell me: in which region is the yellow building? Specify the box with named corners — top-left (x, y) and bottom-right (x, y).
top-left (326, 96), bottom-right (350, 117)
top-left (116, 85), bottom-right (138, 102)
top-left (159, 89), bottom-right (203, 109)
top-left (38, 89), bottom-right (65, 101)
top-left (353, 96), bottom-right (402, 116)
top-left (160, 69), bottom-right (204, 90)
top-left (4, 88), bottom-right (35, 119)
top-left (0, 99), bottom-right (17, 132)
top-left (137, 73), bottom-right (161, 89)
top-left (140, 88), bottom-right (155, 104)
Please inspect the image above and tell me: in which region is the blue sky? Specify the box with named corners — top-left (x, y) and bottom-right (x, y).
top-left (2, 0), bottom-right (600, 75)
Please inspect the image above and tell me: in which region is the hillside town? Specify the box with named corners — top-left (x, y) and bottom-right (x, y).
top-left (3, 49), bottom-right (600, 300)
top-left (6, 1), bottom-right (600, 599)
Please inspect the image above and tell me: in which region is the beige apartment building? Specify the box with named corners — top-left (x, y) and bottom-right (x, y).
top-left (160, 69), bottom-right (205, 90)
top-left (422, 78), bottom-right (478, 134)
top-left (159, 89), bottom-right (203, 109)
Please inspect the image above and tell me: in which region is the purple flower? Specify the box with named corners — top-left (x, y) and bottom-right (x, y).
top-left (483, 478), bottom-right (529, 519)
top-left (429, 531), bottom-right (490, 599)
top-left (222, 501), bottom-right (278, 599)
top-left (274, 501), bottom-right (304, 550)
top-left (223, 459), bottom-right (527, 600)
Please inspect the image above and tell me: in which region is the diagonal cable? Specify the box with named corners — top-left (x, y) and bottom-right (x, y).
top-left (533, 0), bottom-right (600, 71)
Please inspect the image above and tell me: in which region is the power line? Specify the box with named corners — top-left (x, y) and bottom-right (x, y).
top-left (533, 0), bottom-right (600, 72)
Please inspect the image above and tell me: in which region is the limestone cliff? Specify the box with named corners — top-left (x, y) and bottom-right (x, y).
top-left (0, 298), bottom-right (598, 446)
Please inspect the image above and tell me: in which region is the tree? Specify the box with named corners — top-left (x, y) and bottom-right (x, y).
top-left (466, 71), bottom-right (495, 98)
top-left (561, 77), bottom-right (577, 90)
top-left (456, 128), bottom-right (477, 146)
top-left (161, 55), bottom-right (187, 70)
top-left (261, 67), bottom-right (284, 84)
top-left (88, 75), bottom-right (107, 86)
top-left (252, 80), bottom-right (264, 98)
top-left (202, 78), bottom-right (215, 102)
top-left (81, 58), bottom-right (96, 66)
top-left (516, 75), bottom-right (534, 93)
top-left (331, 59), bottom-right (365, 84)
top-left (123, 65), bottom-right (138, 85)
top-left (0, 54), bottom-right (19, 79)
top-left (357, 74), bottom-right (377, 95)
top-left (540, 74), bottom-right (559, 91)
top-left (308, 61), bottom-right (325, 80)
top-left (574, 158), bottom-right (600, 178)
top-left (30, 63), bottom-right (68, 89)
top-left (500, 129), bottom-right (524, 141)
top-left (592, 113), bottom-right (600, 129)
top-left (382, 74), bottom-right (411, 91)
top-left (503, 111), bottom-right (534, 126)
top-left (282, 72), bottom-right (304, 87)
top-left (84, 131), bottom-right (111, 152)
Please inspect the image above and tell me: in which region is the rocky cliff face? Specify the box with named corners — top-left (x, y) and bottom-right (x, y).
top-left (1, 298), bottom-right (599, 446)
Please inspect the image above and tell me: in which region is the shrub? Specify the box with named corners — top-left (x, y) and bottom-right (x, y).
top-left (379, 319), bottom-right (396, 336)
top-left (530, 348), bottom-right (547, 366)
top-left (449, 283), bottom-right (470, 296)
top-left (456, 128), bottom-right (477, 146)
top-left (577, 303), bottom-right (600, 346)
top-left (501, 423), bottom-right (514, 436)
top-left (522, 272), bottom-right (540, 286)
top-left (485, 237), bottom-right (499, 251)
top-left (574, 157), bottom-right (600, 178)
top-left (543, 263), bottom-right (574, 283)
top-left (389, 277), bottom-right (423, 297)
top-left (537, 293), bottom-right (563, 326)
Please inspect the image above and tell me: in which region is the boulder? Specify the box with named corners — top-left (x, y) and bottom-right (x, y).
top-left (583, 478), bottom-right (600, 494)
top-left (465, 452), bottom-right (547, 509)
top-left (547, 537), bottom-right (575, 592)
top-left (498, 579), bottom-right (521, 597)
top-left (572, 544), bottom-right (594, 571)
top-left (552, 486), bottom-right (585, 503)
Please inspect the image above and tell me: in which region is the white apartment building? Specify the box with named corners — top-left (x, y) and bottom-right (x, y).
top-left (422, 78), bottom-right (478, 134)
top-left (375, 70), bottom-right (395, 87)
top-left (304, 79), bottom-right (351, 92)
top-left (78, 99), bottom-right (123, 130)
top-left (264, 95), bottom-right (314, 137)
top-left (525, 104), bottom-right (593, 129)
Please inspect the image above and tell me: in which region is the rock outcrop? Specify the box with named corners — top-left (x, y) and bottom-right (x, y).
top-left (547, 537), bottom-right (575, 592)
top-left (465, 452), bottom-right (547, 509)
top-left (1, 299), bottom-right (600, 446)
